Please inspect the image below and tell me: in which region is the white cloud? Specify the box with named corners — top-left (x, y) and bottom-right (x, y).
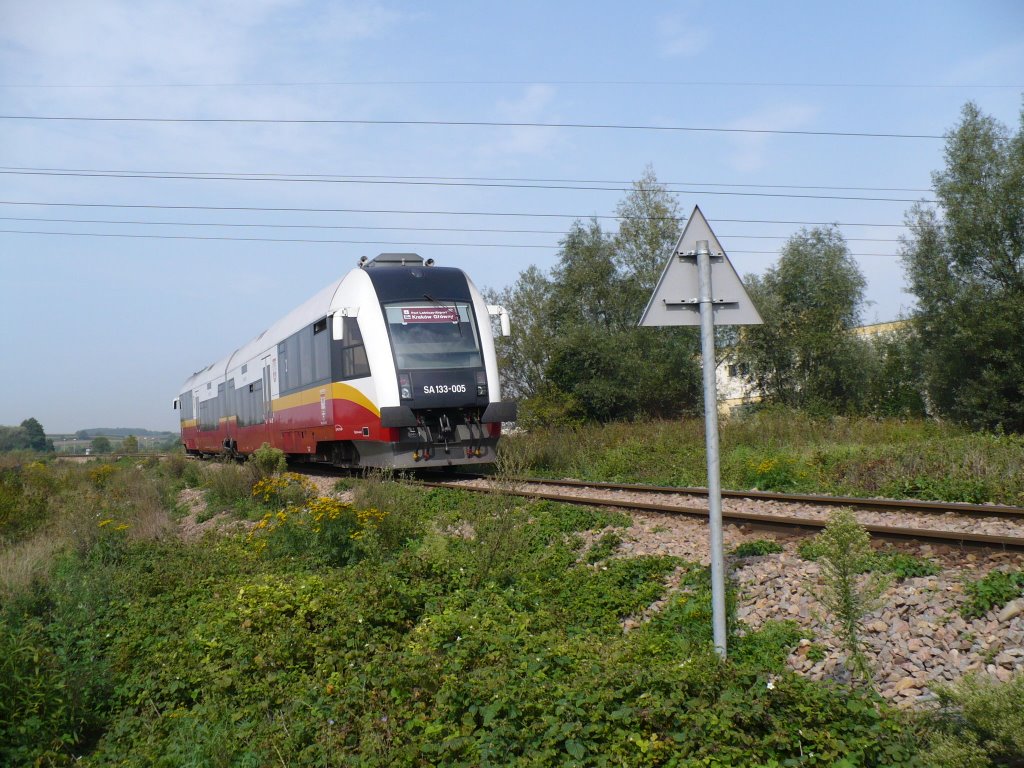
top-left (656, 5), bottom-right (711, 58)
top-left (298, 2), bottom-right (413, 43)
top-left (0, 0), bottom-right (416, 178)
top-left (945, 40), bottom-right (1024, 85)
top-left (726, 104), bottom-right (820, 172)
top-left (478, 84), bottom-right (560, 158)
top-left (0, 0), bottom-right (410, 89)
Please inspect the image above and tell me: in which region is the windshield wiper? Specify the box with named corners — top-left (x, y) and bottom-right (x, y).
top-left (423, 293), bottom-right (463, 336)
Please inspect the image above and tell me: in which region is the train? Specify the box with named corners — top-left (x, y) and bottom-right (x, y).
top-left (174, 253), bottom-right (516, 468)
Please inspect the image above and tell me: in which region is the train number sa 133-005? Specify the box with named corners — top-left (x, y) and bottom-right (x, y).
top-left (422, 383), bottom-right (467, 395)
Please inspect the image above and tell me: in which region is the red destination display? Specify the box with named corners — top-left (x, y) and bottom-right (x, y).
top-left (402, 307), bottom-right (460, 323)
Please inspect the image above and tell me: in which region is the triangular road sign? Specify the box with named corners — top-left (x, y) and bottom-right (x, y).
top-left (639, 205), bottom-right (763, 327)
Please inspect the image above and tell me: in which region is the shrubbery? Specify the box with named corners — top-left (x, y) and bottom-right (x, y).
top-left (960, 569), bottom-right (1024, 620)
top-left (5, 458), bottom-right (1018, 766)
top-left (732, 539), bottom-right (784, 558)
top-left (919, 673), bottom-right (1024, 767)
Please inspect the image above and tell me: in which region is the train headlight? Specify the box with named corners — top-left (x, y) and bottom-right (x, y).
top-left (475, 371), bottom-right (487, 397)
top-left (399, 374), bottom-right (412, 400)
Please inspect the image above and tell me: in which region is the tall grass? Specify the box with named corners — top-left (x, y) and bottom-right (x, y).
top-left (0, 460), bottom-right (175, 601)
top-left (506, 410), bottom-right (1024, 504)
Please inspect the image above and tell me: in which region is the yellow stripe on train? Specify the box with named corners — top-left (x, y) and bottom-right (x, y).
top-left (271, 382), bottom-right (380, 417)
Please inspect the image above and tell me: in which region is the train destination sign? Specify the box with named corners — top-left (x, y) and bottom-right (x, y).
top-left (402, 306), bottom-right (460, 324)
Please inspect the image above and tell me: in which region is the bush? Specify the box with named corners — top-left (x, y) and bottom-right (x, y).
top-left (797, 536), bottom-right (826, 561)
top-left (0, 616), bottom-right (84, 764)
top-left (351, 471), bottom-right (430, 556)
top-left (0, 462), bottom-right (926, 765)
top-left (960, 569), bottom-right (1024, 619)
top-left (251, 472), bottom-right (315, 509)
top-left (812, 510), bottom-right (890, 684)
top-left (248, 496), bottom-right (386, 566)
top-left (247, 442), bottom-right (287, 479)
top-left (202, 460), bottom-right (256, 511)
top-left (732, 539), bottom-right (784, 558)
top-left (740, 454), bottom-right (806, 491)
top-left (920, 673), bottom-right (1024, 767)
top-left (516, 386), bottom-right (585, 430)
top-left (163, 452), bottom-right (190, 480)
top-left (585, 531), bottom-right (622, 563)
top-left (871, 550), bottom-right (940, 581)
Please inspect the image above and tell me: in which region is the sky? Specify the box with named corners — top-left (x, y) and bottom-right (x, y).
top-left (1, 0), bottom-right (1022, 433)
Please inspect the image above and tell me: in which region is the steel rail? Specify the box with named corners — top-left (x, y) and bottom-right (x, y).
top-left (436, 473), bottom-right (1024, 519)
top-left (419, 479), bottom-right (1024, 551)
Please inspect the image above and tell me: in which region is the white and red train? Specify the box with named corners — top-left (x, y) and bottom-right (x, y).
top-left (174, 254), bottom-right (515, 468)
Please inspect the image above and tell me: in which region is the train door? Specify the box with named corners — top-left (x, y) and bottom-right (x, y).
top-left (261, 355), bottom-right (273, 423)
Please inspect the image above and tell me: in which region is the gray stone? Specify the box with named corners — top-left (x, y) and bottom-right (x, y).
top-left (997, 599), bottom-right (1024, 623)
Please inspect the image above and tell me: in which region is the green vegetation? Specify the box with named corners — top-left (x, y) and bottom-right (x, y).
top-left (488, 167), bottom-right (703, 425)
top-left (902, 103), bottom-right (1024, 433)
top-left (1, 456), bottom-right (944, 766)
top-left (731, 539), bottom-right (784, 558)
top-left (585, 531), bottom-right (623, 563)
top-left (919, 673), bottom-right (1024, 768)
top-left (0, 417), bottom-right (54, 453)
top-left (797, 536), bottom-right (827, 562)
top-left (738, 226), bottom-right (875, 415)
top-left (89, 436), bottom-right (113, 454)
top-left (797, 541), bottom-right (942, 583)
top-left (487, 104), bottom-right (1022, 434)
top-left (960, 569), bottom-right (1024, 620)
top-left (871, 551), bottom-right (941, 581)
top-left (504, 411), bottom-right (1024, 505)
top-left (812, 510), bottom-right (890, 685)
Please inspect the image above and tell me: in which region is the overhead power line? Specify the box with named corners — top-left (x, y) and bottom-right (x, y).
top-left (0, 114), bottom-right (947, 140)
top-left (0, 78), bottom-right (1019, 90)
top-left (0, 167), bottom-right (934, 203)
top-left (0, 199), bottom-right (911, 227)
top-left (0, 229), bottom-right (554, 248)
top-left (0, 166), bottom-right (936, 194)
top-left (0, 228), bottom-right (900, 257)
top-left (0, 215), bottom-right (906, 242)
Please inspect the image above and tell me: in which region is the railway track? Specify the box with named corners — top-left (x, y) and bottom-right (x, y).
top-left (419, 474), bottom-right (1024, 551)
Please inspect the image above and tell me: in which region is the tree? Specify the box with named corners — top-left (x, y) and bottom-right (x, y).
top-left (19, 418), bottom-right (50, 452)
top-left (543, 217), bottom-right (700, 422)
top-left (121, 434), bottom-right (139, 453)
top-left (0, 418), bottom-right (53, 453)
top-left (91, 436), bottom-right (112, 454)
top-left (488, 168), bottom-right (701, 425)
top-left (738, 227), bottom-right (871, 413)
top-left (613, 163), bottom-right (683, 295)
top-left (863, 325), bottom-right (927, 418)
top-left (901, 102), bottom-right (1024, 431)
top-left (486, 265), bottom-right (555, 400)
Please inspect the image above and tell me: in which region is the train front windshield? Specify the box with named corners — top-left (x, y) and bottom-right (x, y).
top-left (384, 302), bottom-right (483, 370)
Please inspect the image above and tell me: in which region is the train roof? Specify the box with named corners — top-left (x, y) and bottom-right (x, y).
top-left (177, 254), bottom-right (475, 394)
top-left (179, 275), bottom-right (347, 393)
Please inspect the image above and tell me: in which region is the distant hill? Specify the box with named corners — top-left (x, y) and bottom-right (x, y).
top-left (73, 428), bottom-right (177, 439)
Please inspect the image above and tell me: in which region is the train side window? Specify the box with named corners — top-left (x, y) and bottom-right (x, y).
top-left (299, 326), bottom-right (313, 386)
top-left (279, 333), bottom-right (302, 393)
top-left (336, 317), bottom-right (371, 379)
top-left (312, 318), bottom-right (331, 381)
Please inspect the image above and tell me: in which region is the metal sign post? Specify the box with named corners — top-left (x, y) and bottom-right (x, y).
top-left (639, 206), bottom-right (762, 659)
top-left (696, 239), bottom-right (728, 656)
